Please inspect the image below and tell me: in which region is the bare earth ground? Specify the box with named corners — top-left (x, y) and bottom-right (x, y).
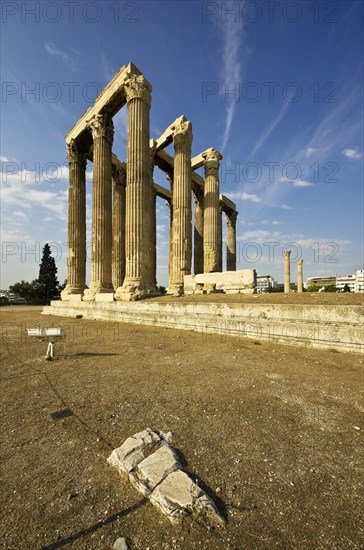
top-left (0, 304), bottom-right (363, 550)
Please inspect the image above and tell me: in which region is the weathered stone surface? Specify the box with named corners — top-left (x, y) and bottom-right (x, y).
top-left (150, 469), bottom-right (225, 526)
top-left (113, 537), bottom-right (129, 550)
top-left (185, 270), bottom-right (256, 293)
top-left (108, 428), bottom-right (162, 473)
top-left (44, 300), bottom-right (364, 353)
top-left (108, 429), bottom-right (225, 527)
top-left (130, 445), bottom-right (181, 496)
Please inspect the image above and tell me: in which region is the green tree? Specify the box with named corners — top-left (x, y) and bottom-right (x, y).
top-left (37, 243), bottom-right (59, 304)
top-left (9, 280), bottom-right (40, 304)
top-left (343, 283), bottom-right (351, 293)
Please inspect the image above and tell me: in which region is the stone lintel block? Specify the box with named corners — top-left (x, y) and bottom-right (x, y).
top-left (95, 292), bottom-right (115, 302)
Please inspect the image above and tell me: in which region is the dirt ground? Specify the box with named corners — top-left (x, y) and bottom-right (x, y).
top-left (0, 305), bottom-right (363, 550)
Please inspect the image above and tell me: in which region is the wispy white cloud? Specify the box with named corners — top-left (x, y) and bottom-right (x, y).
top-left (305, 147), bottom-right (318, 157)
top-left (279, 176), bottom-right (313, 188)
top-left (44, 41), bottom-right (82, 72)
top-left (1, 155), bottom-right (9, 162)
top-left (226, 191), bottom-right (261, 202)
top-left (250, 101), bottom-right (290, 157)
top-left (219, 7), bottom-right (246, 152)
top-left (1, 164), bottom-right (68, 220)
top-left (342, 148), bottom-right (362, 159)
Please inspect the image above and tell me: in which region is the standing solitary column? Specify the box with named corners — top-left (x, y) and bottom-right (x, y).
top-left (284, 250), bottom-right (291, 293)
top-left (112, 163), bottom-right (126, 291)
top-left (116, 74), bottom-right (155, 300)
top-left (193, 189), bottom-right (204, 274)
top-left (297, 259), bottom-right (303, 293)
top-left (62, 139), bottom-right (87, 300)
top-left (84, 112), bottom-right (114, 301)
top-left (170, 119), bottom-right (193, 294)
top-left (203, 148), bottom-right (223, 273)
top-left (226, 210), bottom-right (238, 271)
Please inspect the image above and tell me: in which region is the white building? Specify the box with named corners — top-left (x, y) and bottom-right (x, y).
top-left (336, 270), bottom-right (364, 292)
top-left (256, 275), bottom-right (277, 292)
top-left (355, 269), bottom-right (364, 293)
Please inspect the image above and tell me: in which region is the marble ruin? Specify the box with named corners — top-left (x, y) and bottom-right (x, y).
top-left (61, 63), bottom-right (242, 302)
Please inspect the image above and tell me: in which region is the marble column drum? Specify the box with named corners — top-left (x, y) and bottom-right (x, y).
top-left (61, 139), bottom-right (87, 299)
top-left (115, 74), bottom-right (156, 300)
top-left (193, 189), bottom-right (204, 275)
top-left (226, 211), bottom-right (237, 271)
top-left (112, 163), bottom-right (126, 291)
top-left (84, 112), bottom-right (114, 301)
top-left (203, 149), bottom-right (223, 273)
top-left (170, 120), bottom-right (193, 294)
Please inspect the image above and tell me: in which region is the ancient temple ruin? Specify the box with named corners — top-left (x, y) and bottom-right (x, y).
top-left (61, 62), bottom-right (240, 302)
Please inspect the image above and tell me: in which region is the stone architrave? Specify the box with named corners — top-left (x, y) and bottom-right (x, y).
top-left (62, 139), bottom-right (87, 300)
top-left (284, 250), bottom-right (291, 293)
top-left (193, 188), bottom-right (204, 275)
top-left (115, 74), bottom-right (156, 300)
top-left (170, 119), bottom-right (193, 294)
top-left (226, 210), bottom-right (237, 271)
top-left (203, 149), bottom-right (223, 273)
top-left (112, 163), bottom-right (126, 291)
top-left (83, 112), bottom-right (114, 300)
top-left (297, 259), bottom-right (303, 293)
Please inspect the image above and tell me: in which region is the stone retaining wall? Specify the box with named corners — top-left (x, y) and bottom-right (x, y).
top-left (43, 301), bottom-right (363, 354)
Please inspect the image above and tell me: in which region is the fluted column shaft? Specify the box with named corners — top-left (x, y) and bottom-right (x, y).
top-left (226, 211), bottom-right (237, 271)
top-left (112, 164), bottom-right (126, 290)
top-left (62, 139), bottom-right (86, 298)
top-left (116, 74), bottom-right (154, 300)
top-left (284, 250), bottom-right (291, 293)
top-left (84, 113), bottom-right (114, 298)
top-left (297, 259), bottom-right (303, 293)
top-left (170, 120), bottom-right (193, 294)
top-left (151, 188), bottom-right (157, 289)
top-left (203, 149), bottom-right (223, 273)
top-left (217, 206), bottom-right (223, 272)
top-left (193, 190), bottom-right (204, 274)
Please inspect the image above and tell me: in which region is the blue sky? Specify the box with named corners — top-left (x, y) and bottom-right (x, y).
top-left (1, 0), bottom-right (363, 288)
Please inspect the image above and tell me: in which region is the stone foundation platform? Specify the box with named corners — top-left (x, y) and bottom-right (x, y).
top-left (43, 300), bottom-right (363, 354)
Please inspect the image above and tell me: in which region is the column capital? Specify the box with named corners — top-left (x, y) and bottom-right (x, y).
top-left (202, 148), bottom-right (223, 177)
top-left (284, 250), bottom-right (291, 259)
top-left (112, 162), bottom-right (126, 186)
top-left (124, 73), bottom-right (152, 107)
top-left (88, 112), bottom-right (114, 145)
top-left (297, 259), bottom-right (303, 265)
top-left (67, 139), bottom-right (87, 166)
top-left (172, 119), bottom-right (192, 148)
top-left (226, 210), bottom-right (238, 226)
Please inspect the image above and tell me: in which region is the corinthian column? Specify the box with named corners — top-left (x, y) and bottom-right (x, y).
top-left (61, 139), bottom-right (87, 300)
top-left (115, 73), bottom-right (155, 300)
top-left (203, 148), bottom-right (223, 273)
top-left (170, 119), bottom-right (193, 294)
top-left (297, 259), bottom-right (303, 293)
top-left (226, 210), bottom-right (237, 271)
top-left (112, 163), bottom-right (126, 290)
top-left (84, 112), bottom-right (114, 300)
top-left (193, 189), bottom-right (204, 274)
top-left (284, 250), bottom-right (291, 293)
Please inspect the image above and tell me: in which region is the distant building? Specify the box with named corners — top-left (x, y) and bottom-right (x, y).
top-left (306, 276), bottom-right (336, 289)
top-left (355, 270), bottom-right (364, 293)
top-left (336, 274), bottom-right (356, 292)
top-left (305, 270), bottom-right (364, 292)
top-left (256, 275), bottom-right (277, 292)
